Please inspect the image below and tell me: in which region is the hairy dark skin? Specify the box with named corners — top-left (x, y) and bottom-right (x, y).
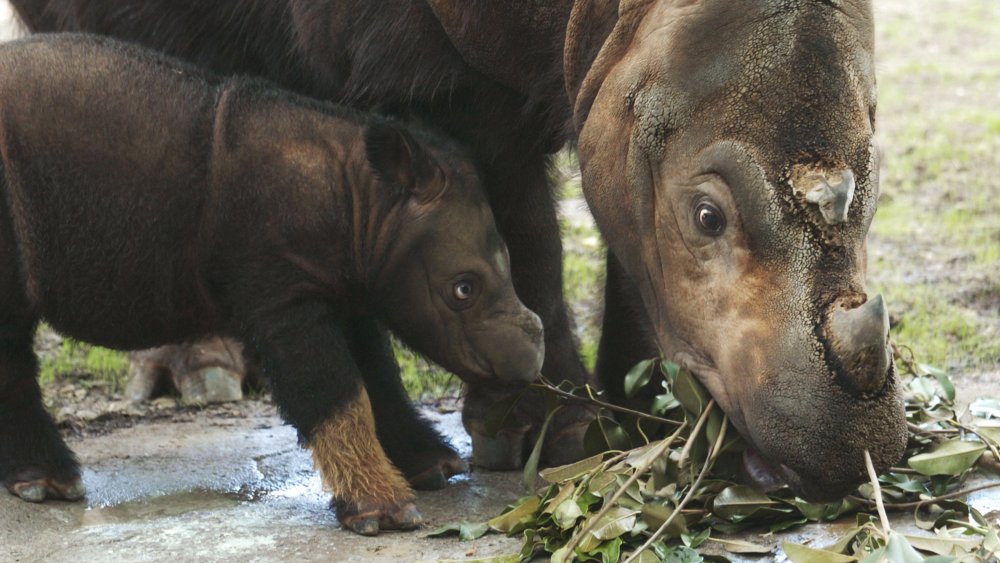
top-left (10, 0), bottom-right (907, 499)
top-left (0, 35), bottom-right (543, 535)
top-left (10, 0), bottom-right (596, 470)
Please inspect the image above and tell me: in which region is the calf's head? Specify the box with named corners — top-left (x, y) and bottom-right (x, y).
top-left (572, 0), bottom-right (905, 500)
top-left (364, 122), bottom-right (543, 385)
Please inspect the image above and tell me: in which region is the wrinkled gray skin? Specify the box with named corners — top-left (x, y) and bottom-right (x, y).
top-left (573, 0), bottom-right (905, 499)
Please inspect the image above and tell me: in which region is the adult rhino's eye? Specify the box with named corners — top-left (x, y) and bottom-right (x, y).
top-left (695, 201), bottom-right (726, 235)
top-left (453, 280), bottom-right (474, 301)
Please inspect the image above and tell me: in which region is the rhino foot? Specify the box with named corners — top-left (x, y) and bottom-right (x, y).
top-left (464, 386), bottom-right (596, 470)
top-left (335, 498), bottom-right (423, 536)
top-left (126, 338), bottom-right (250, 404)
top-left (465, 419), bottom-right (530, 470)
top-left (5, 472), bottom-right (85, 503)
top-left (403, 451), bottom-right (469, 491)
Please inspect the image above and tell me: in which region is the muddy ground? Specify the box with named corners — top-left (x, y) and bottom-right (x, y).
top-left (1, 0), bottom-right (998, 562)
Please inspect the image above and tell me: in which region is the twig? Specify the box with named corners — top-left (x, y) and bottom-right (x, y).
top-left (907, 422), bottom-right (951, 441)
top-left (534, 378), bottom-right (683, 427)
top-left (560, 420), bottom-right (689, 557)
top-left (624, 409), bottom-right (727, 563)
top-left (847, 480), bottom-right (1000, 510)
top-left (864, 450), bottom-right (891, 536)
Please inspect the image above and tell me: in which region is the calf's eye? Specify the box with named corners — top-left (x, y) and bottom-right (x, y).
top-left (453, 281), bottom-right (474, 300)
top-left (695, 201), bottom-right (726, 235)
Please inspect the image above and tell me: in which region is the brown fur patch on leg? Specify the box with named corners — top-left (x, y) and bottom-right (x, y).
top-left (309, 388), bottom-right (413, 508)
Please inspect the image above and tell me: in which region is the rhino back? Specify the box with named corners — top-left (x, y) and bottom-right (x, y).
top-left (0, 35), bottom-right (223, 346)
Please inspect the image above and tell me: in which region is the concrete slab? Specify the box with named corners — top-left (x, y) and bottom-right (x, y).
top-left (0, 405), bottom-right (526, 563)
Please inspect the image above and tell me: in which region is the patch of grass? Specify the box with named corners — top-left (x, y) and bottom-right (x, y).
top-left (872, 281), bottom-right (1000, 371)
top-left (37, 334), bottom-right (129, 392)
top-left (394, 339), bottom-right (461, 400)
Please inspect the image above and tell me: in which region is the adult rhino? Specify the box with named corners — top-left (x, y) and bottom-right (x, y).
top-left (11, 0), bottom-right (906, 499)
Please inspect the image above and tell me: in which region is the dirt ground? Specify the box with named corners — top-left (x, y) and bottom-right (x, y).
top-left (0, 1), bottom-right (998, 562)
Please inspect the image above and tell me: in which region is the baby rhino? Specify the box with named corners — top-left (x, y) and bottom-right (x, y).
top-left (0, 35), bottom-right (544, 535)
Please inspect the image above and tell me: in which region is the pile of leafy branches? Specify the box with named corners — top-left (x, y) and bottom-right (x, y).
top-left (432, 347), bottom-right (1000, 562)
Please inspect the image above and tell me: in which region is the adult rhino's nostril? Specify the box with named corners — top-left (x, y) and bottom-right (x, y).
top-left (828, 294), bottom-right (891, 396)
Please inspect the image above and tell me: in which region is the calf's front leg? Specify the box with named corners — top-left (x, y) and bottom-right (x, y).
top-left (241, 302), bottom-right (418, 535)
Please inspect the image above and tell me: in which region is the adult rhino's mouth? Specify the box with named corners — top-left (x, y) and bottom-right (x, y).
top-left (677, 350), bottom-right (899, 503)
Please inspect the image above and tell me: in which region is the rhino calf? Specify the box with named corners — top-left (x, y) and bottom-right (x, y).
top-left (0, 35), bottom-right (544, 535)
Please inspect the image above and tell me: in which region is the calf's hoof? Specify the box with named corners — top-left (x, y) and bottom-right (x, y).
top-left (335, 499), bottom-right (423, 536)
top-left (405, 452), bottom-right (469, 490)
top-left (5, 476), bottom-right (85, 502)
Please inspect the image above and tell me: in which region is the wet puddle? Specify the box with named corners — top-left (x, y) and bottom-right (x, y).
top-left (79, 490), bottom-right (245, 526)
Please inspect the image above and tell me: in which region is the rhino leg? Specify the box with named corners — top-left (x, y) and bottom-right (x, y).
top-left (595, 252), bottom-right (660, 406)
top-left (464, 154), bottom-right (596, 469)
top-left (239, 300), bottom-right (419, 536)
top-left (346, 315), bottom-right (466, 490)
top-left (0, 267), bottom-right (84, 502)
top-left (126, 338), bottom-right (245, 404)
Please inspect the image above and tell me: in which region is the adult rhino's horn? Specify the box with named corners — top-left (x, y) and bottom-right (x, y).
top-left (790, 166), bottom-right (856, 225)
top-left (827, 294), bottom-right (891, 396)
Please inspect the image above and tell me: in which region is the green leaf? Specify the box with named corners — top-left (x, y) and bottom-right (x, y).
top-left (917, 363), bottom-right (955, 402)
top-left (588, 537), bottom-right (623, 563)
top-left (542, 482), bottom-right (575, 514)
top-left (793, 498), bottom-right (857, 522)
top-left (903, 532), bottom-right (980, 556)
top-left (708, 537), bottom-right (771, 555)
top-left (661, 360), bottom-right (680, 382)
top-left (907, 438), bottom-right (987, 476)
top-left (681, 528), bottom-right (711, 549)
top-left (650, 392), bottom-right (680, 415)
top-left (769, 517), bottom-right (809, 533)
top-left (540, 454), bottom-right (605, 484)
top-left (712, 485), bottom-right (777, 521)
top-left (589, 506), bottom-right (639, 541)
top-left (674, 368), bottom-right (708, 421)
top-left (782, 542), bottom-right (857, 562)
top-left (552, 497), bottom-right (584, 530)
top-left (631, 550), bottom-right (661, 563)
top-left (624, 359), bottom-right (656, 399)
top-left (426, 521), bottom-right (490, 541)
top-left (640, 503), bottom-right (688, 538)
top-left (488, 496), bottom-right (541, 534)
top-left (523, 405), bottom-right (562, 491)
top-left (883, 532), bottom-right (926, 563)
top-left (656, 545), bottom-right (704, 563)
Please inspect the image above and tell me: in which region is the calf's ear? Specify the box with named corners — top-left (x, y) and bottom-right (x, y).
top-left (364, 120), bottom-right (440, 201)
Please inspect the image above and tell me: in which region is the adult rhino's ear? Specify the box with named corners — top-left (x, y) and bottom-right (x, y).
top-left (364, 120), bottom-right (439, 201)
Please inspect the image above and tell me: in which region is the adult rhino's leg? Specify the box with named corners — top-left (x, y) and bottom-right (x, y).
top-left (466, 152), bottom-right (595, 469)
top-left (125, 339), bottom-right (245, 404)
top-left (344, 314), bottom-right (467, 490)
top-left (596, 252), bottom-right (660, 406)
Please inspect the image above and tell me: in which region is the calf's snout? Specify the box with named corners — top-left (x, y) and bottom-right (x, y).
top-left (477, 307), bottom-right (544, 384)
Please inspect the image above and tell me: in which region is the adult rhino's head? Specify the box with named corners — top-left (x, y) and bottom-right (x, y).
top-left (569, 0), bottom-right (905, 500)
